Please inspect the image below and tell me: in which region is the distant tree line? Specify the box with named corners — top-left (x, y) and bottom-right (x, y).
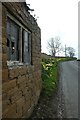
top-left (47, 36), bottom-right (75, 57)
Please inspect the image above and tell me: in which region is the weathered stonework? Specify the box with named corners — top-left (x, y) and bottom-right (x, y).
top-left (0, 2), bottom-right (2, 120)
top-left (2, 1), bottom-right (42, 118)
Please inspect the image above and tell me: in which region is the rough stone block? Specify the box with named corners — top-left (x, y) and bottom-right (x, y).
top-left (21, 87), bottom-right (28, 96)
top-left (0, 54), bottom-right (2, 61)
top-left (2, 69), bottom-right (8, 82)
top-left (17, 75), bottom-right (26, 84)
top-left (14, 68), bottom-right (19, 77)
top-left (2, 61), bottom-right (7, 69)
top-left (2, 37), bottom-right (7, 45)
top-left (16, 97), bottom-right (25, 117)
top-left (8, 69), bottom-right (14, 79)
top-left (9, 68), bottom-right (19, 79)
top-left (10, 90), bottom-right (22, 103)
top-left (7, 86), bottom-right (18, 96)
top-left (2, 103), bottom-right (17, 118)
top-left (0, 69), bottom-right (2, 80)
top-left (19, 66), bottom-right (27, 75)
top-left (22, 99), bottom-right (31, 117)
top-left (2, 92), bottom-right (8, 101)
top-left (3, 79), bottom-right (16, 92)
top-left (24, 89), bottom-right (31, 101)
top-left (2, 99), bottom-right (10, 112)
top-left (18, 82), bottom-right (27, 91)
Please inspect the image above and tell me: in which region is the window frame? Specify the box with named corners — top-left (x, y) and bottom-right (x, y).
top-left (7, 17), bottom-right (20, 61)
top-left (22, 29), bottom-right (31, 65)
top-left (7, 12), bottom-right (32, 67)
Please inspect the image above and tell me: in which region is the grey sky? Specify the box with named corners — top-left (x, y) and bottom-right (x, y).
top-left (26, 0), bottom-right (79, 57)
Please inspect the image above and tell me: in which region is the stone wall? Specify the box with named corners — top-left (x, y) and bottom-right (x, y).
top-left (2, 2), bottom-right (42, 118)
top-left (0, 2), bottom-right (2, 120)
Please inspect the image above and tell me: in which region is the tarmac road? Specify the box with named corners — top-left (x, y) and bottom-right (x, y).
top-left (59, 60), bottom-right (78, 118)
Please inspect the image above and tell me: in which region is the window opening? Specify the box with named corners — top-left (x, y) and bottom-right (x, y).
top-left (7, 17), bottom-right (19, 61)
top-left (7, 15), bottom-right (32, 66)
top-left (22, 29), bottom-right (31, 64)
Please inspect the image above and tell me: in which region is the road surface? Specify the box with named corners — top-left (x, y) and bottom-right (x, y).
top-left (59, 60), bottom-right (78, 118)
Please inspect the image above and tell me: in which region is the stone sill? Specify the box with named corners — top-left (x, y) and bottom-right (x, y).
top-left (7, 61), bottom-right (30, 69)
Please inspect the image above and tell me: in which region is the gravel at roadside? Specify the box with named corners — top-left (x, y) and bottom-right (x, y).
top-left (29, 64), bottom-right (66, 119)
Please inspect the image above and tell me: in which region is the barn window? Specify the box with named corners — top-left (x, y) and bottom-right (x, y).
top-left (7, 15), bottom-right (32, 66)
top-left (7, 17), bottom-right (19, 61)
top-left (22, 29), bottom-right (31, 64)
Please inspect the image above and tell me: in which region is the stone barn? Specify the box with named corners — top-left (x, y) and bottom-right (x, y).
top-left (0, 1), bottom-right (42, 118)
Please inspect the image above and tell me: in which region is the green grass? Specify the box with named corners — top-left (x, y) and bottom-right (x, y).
top-left (41, 57), bottom-right (76, 96)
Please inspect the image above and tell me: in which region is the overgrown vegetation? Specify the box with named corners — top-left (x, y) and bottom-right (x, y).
top-left (41, 57), bottom-right (76, 96)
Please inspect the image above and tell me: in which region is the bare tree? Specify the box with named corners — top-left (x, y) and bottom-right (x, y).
top-left (66, 47), bottom-right (75, 57)
top-left (47, 36), bottom-right (62, 57)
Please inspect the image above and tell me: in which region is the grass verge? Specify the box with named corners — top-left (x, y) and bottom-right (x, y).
top-left (41, 57), bottom-right (76, 96)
